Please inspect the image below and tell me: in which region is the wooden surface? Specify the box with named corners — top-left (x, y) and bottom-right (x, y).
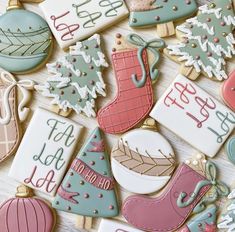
top-left (0, 0), bottom-right (234, 231)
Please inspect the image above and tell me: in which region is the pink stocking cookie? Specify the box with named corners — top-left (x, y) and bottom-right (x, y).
top-left (98, 33), bottom-right (165, 134)
top-left (122, 158), bottom-right (228, 232)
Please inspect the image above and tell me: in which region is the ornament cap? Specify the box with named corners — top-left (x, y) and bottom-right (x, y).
top-left (15, 185), bottom-right (34, 198)
top-left (7, 0), bottom-right (23, 11)
top-left (141, 118), bottom-right (158, 131)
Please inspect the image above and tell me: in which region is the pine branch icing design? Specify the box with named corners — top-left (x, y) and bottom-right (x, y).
top-left (0, 27), bottom-right (51, 57)
top-left (35, 34), bottom-right (108, 117)
top-left (167, 0), bottom-right (235, 80)
top-left (112, 139), bottom-right (176, 176)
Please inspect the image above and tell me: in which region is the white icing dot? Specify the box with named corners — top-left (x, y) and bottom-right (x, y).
top-left (185, 160), bottom-right (190, 164)
top-left (193, 160), bottom-right (198, 166)
top-left (196, 154), bottom-right (202, 160)
top-left (202, 159), bottom-right (207, 163)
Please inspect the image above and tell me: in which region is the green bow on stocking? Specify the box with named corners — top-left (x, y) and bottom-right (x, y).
top-left (177, 161), bottom-right (229, 213)
top-left (127, 34), bottom-right (165, 88)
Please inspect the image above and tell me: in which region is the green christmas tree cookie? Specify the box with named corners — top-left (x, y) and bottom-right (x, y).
top-left (166, 0), bottom-right (235, 81)
top-left (129, 0), bottom-right (197, 37)
top-left (52, 128), bottom-right (119, 218)
top-left (36, 34), bottom-right (108, 117)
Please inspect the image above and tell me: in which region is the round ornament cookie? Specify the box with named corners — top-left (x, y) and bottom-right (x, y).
top-left (0, 0), bottom-right (53, 74)
top-left (0, 185), bottom-right (55, 232)
top-left (111, 118), bottom-right (176, 194)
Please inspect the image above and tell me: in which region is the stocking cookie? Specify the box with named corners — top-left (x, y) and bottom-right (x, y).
top-left (40, 0), bottom-right (129, 49)
top-left (0, 71), bottom-right (34, 162)
top-left (122, 157), bottom-right (228, 232)
top-left (36, 34), bottom-right (108, 118)
top-left (98, 219), bottom-right (144, 232)
top-left (52, 128), bottom-right (118, 229)
top-left (165, 0), bottom-right (235, 81)
top-left (179, 205), bottom-right (217, 232)
top-left (0, 0), bottom-right (53, 74)
top-left (9, 108), bottom-right (83, 196)
top-left (150, 74), bottom-right (235, 158)
top-left (98, 33), bottom-right (165, 134)
top-left (0, 185), bottom-right (55, 232)
top-left (111, 118), bottom-right (176, 194)
top-left (222, 70), bottom-right (235, 112)
top-left (129, 0), bottom-right (197, 38)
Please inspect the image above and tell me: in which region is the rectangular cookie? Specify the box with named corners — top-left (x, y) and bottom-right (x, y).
top-left (150, 74), bottom-right (235, 157)
top-left (9, 108), bottom-right (83, 196)
top-left (40, 0), bottom-right (129, 49)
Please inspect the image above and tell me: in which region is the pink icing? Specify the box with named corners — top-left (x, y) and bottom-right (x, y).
top-left (0, 197), bottom-right (54, 232)
top-left (122, 163), bottom-right (211, 232)
top-left (222, 70), bottom-right (235, 111)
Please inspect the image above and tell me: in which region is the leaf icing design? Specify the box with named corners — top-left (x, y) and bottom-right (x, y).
top-left (112, 139), bottom-right (176, 176)
top-left (0, 27), bottom-right (52, 57)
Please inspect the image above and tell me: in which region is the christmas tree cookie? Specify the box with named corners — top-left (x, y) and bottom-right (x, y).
top-left (165, 0), bottom-right (235, 81)
top-left (129, 0), bottom-right (197, 37)
top-left (52, 128), bottom-right (118, 228)
top-left (179, 205), bottom-right (217, 232)
top-left (36, 34), bottom-right (108, 117)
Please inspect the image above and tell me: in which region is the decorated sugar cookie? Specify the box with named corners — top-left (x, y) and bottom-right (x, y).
top-left (98, 219), bottom-right (144, 232)
top-left (122, 155), bottom-right (229, 232)
top-left (165, 0), bottom-right (235, 81)
top-left (0, 71), bottom-right (34, 162)
top-left (150, 74), bottom-right (235, 158)
top-left (111, 118), bottom-right (176, 194)
top-left (226, 137), bottom-right (235, 166)
top-left (0, 0), bottom-right (53, 74)
top-left (222, 70), bottom-right (235, 112)
top-left (179, 205), bottom-right (217, 232)
top-left (39, 0), bottom-right (129, 49)
top-left (52, 128), bottom-right (118, 229)
top-left (218, 187), bottom-right (235, 231)
top-left (98, 33), bottom-right (165, 134)
top-left (36, 34), bottom-right (108, 118)
top-left (0, 185), bottom-right (55, 232)
top-left (9, 108), bottom-right (83, 196)
top-left (129, 0), bottom-right (197, 38)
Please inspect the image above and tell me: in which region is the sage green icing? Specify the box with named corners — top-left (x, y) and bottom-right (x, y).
top-left (178, 161), bottom-right (229, 210)
top-left (52, 128), bottom-right (119, 217)
top-left (127, 33), bottom-right (165, 88)
top-left (227, 137), bottom-right (235, 165)
top-left (0, 9), bottom-right (52, 74)
top-left (36, 34), bottom-right (108, 117)
top-left (186, 205), bottom-right (217, 231)
top-left (167, 0), bottom-right (235, 80)
top-left (129, 0), bottom-right (197, 27)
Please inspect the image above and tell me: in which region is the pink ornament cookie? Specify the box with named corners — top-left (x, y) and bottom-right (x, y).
top-left (222, 70), bottom-right (235, 112)
top-left (0, 185), bottom-right (55, 232)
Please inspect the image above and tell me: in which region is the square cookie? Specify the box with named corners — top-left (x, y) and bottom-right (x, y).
top-left (150, 74), bottom-right (235, 157)
top-left (9, 108), bottom-right (83, 196)
top-left (40, 0), bottom-right (129, 49)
